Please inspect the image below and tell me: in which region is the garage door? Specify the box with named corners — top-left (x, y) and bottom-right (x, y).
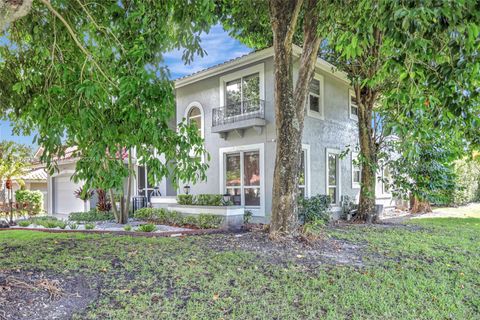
top-left (53, 175), bottom-right (85, 214)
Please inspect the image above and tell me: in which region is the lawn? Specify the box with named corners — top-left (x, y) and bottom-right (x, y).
top-left (0, 218), bottom-right (479, 319)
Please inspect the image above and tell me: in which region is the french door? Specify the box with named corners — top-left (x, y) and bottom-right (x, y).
top-left (224, 150), bottom-right (261, 207)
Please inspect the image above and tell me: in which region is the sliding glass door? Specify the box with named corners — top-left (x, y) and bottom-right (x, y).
top-left (225, 150), bottom-right (261, 207)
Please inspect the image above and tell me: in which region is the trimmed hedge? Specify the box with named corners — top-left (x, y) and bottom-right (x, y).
top-left (177, 194), bottom-right (226, 206)
top-left (133, 207), bottom-right (223, 229)
top-left (15, 190), bottom-right (44, 215)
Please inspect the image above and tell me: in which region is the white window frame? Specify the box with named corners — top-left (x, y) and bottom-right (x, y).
top-left (351, 152), bottom-right (361, 189)
top-left (326, 148), bottom-right (341, 206)
top-left (306, 73), bottom-right (325, 120)
top-left (184, 101), bottom-right (205, 163)
top-left (219, 63), bottom-right (265, 108)
top-left (349, 89), bottom-right (359, 121)
top-left (219, 143), bottom-right (265, 216)
top-left (299, 144), bottom-right (311, 198)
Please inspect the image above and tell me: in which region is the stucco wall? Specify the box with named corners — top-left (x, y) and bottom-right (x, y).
top-left (176, 55), bottom-right (394, 220)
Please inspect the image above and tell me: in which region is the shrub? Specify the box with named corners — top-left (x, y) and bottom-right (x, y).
top-left (96, 189), bottom-right (112, 212)
top-left (68, 222), bottom-right (79, 230)
top-left (195, 194), bottom-right (223, 206)
top-left (181, 215), bottom-right (199, 226)
top-left (177, 194), bottom-right (194, 205)
top-left (15, 190), bottom-right (43, 216)
top-left (18, 220), bottom-right (31, 227)
top-left (43, 219), bottom-right (61, 228)
top-left (133, 208), bottom-right (156, 220)
top-left (85, 223), bottom-right (95, 230)
top-left (57, 221), bottom-right (67, 229)
top-left (69, 210), bottom-right (114, 222)
top-left (244, 210), bottom-right (253, 224)
top-left (197, 214), bottom-right (223, 229)
top-left (123, 224), bottom-right (132, 231)
top-left (137, 223), bottom-right (157, 232)
top-left (298, 195), bottom-right (331, 224)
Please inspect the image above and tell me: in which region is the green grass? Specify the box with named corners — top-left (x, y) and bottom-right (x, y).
top-left (432, 203), bottom-right (480, 218)
top-left (0, 218), bottom-right (479, 319)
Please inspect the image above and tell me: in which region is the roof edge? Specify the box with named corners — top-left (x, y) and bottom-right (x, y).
top-left (174, 45), bottom-right (350, 89)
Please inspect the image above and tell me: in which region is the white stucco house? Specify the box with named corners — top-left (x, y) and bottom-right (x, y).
top-left (47, 45), bottom-right (396, 219)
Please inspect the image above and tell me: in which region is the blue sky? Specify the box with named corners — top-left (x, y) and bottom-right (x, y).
top-left (0, 24), bottom-right (251, 148)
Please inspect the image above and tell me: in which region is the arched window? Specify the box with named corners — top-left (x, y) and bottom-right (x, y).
top-left (188, 106), bottom-right (202, 137)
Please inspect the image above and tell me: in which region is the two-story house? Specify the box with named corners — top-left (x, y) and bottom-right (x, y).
top-left (173, 45), bottom-right (394, 220)
top-left (47, 45), bottom-right (395, 219)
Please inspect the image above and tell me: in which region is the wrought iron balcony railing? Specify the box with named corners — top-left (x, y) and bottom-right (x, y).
top-left (212, 99), bottom-right (265, 127)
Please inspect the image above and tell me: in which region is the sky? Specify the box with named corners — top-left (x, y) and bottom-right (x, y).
top-left (0, 24), bottom-right (251, 149)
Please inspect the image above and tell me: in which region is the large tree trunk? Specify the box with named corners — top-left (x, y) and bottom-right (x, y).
top-left (356, 88), bottom-right (378, 222)
top-left (410, 195), bottom-right (432, 214)
top-left (0, 0), bottom-right (32, 31)
top-left (269, 0), bottom-right (320, 236)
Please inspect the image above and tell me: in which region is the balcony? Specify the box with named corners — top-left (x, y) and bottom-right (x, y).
top-left (212, 99), bottom-right (266, 139)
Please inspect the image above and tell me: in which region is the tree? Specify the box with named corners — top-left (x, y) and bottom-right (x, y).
top-left (219, 0), bottom-right (323, 235)
top-left (0, 140), bottom-right (32, 222)
top-left (220, 0), bottom-right (479, 228)
top-left (1, 1), bottom-right (216, 223)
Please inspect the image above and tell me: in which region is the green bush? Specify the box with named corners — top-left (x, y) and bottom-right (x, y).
top-left (43, 219), bottom-right (61, 228)
top-left (15, 190), bottom-right (44, 216)
top-left (68, 222), bottom-right (79, 230)
top-left (137, 223), bottom-right (157, 232)
top-left (197, 214), bottom-right (223, 229)
top-left (69, 210), bottom-right (114, 222)
top-left (57, 221), bottom-right (67, 229)
top-left (181, 215), bottom-right (199, 226)
top-left (195, 194), bottom-right (223, 206)
top-left (177, 194), bottom-right (194, 205)
top-left (451, 159), bottom-right (480, 206)
top-left (133, 208), bottom-right (156, 220)
top-left (123, 224), bottom-right (132, 231)
top-left (177, 194), bottom-right (229, 206)
top-left (85, 223), bottom-right (95, 230)
top-left (26, 216), bottom-right (62, 228)
top-left (18, 220), bottom-right (31, 227)
top-left (299, 195), bottom-right (331, 224)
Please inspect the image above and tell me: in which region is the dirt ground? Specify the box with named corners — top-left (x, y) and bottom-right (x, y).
top-left (0, 270), bottom-right (98, 320)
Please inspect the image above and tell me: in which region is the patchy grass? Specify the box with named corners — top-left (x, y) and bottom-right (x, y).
top-left (0, 218), bottom-right (479, 319)
top-left (431, 202), bottom-right (480, 218)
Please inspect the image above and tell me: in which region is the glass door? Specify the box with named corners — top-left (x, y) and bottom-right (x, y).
top-left (224, 150), bottom-right (261, 207)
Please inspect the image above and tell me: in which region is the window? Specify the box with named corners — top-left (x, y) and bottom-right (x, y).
top-left (188, 106), bottom-right (202, 137)
top-left (225, 150), bottom-right (261, 207)
top-left (225, 73), bottom-right (260, 116)
top-left (299, 146), bottom-right (310, 198)
top-left (185, 102), bottom-right (204, 162)
top-left (349, 89), bottom-right (359, 120)
top-left (326, 150), bottom-right (340, 205)
top-left (137, 165), bottom-right (156, 201)
top-left (352, 152), bottom-right (361, 189)
top-left (306, 74), bottom-right (324, 119)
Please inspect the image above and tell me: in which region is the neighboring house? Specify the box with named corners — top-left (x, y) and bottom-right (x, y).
top-left (48, 45), bottom-right (396, 219)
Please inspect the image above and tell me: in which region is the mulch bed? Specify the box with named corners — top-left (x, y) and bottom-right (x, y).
top-left (198, 229), bottom-right (367, 268)
top-left (0, 270), bottom-right (98, 320)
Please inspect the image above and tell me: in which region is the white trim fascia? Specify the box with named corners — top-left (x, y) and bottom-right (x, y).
top-left (219, 63), bottom-right (265, 108)
top-left (218, 143), bottom-right (265, 216)
top-left (175, 47), bottom-right (273, 89)
top-left (325, 148), bottom-right (342, 207)
top-left (306, 73), bottom-right (325, 120)
top-left (302, 144), bottom-right (311, 198)
top-left (349, 89), bottom-right (359, 121)
top-left (175, 45), bottom-right (350, 89)
top-left (351, 152), bottom-right (361, 189)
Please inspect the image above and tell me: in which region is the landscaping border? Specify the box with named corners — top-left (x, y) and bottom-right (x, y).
top-left (0, 227), bottom-right (230, 238)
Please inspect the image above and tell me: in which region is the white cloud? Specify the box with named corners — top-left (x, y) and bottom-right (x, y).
top-left (164, 24), bottom-right (251, 79)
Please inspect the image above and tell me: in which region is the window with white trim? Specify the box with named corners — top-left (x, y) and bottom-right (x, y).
top-left (352, 152), bottom-right (361, 189)
top-left (185, 102), bottom-right (204, 162)
top-left (307, 74), bottom-right (324, 119)
top-left (349, 89), bottom-right (359, 120)
top-left (327, 151), bottom-right (340, 205)
top-left (299, 149), bottom-right (307, 198)
top-left (225, 150), bottom-right (261, 207)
